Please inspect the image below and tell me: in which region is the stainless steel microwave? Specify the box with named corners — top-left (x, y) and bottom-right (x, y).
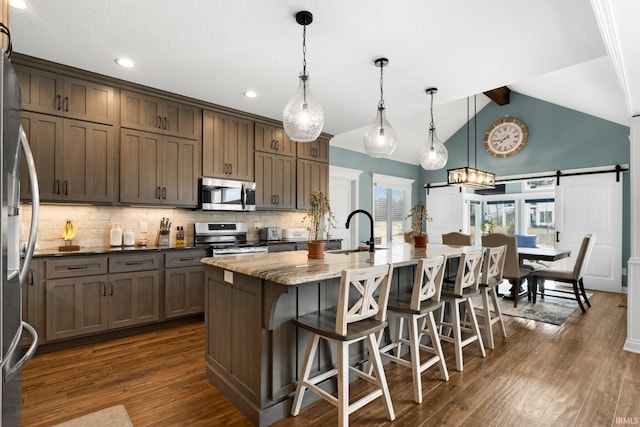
top-left (198, 177), bottom-right (256, 211)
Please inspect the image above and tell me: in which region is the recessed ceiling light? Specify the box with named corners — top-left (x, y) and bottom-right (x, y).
top-left (10, 0), bottom-right (27, 9)
top-left (115, 57), bottom-right (135, 68)
top-left (244, 90), bottom-right (257, 98)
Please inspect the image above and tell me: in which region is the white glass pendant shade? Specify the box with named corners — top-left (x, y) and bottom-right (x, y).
top-left (420, 126), bottom-right (448, 170)
top-left (283, 74), bottom-right (324, 142)
top-left (364, 107), bottom-right (397, 158)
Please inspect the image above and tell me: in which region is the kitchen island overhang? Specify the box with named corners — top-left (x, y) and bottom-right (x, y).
top-left (201, 243), bottom-right (475, 426)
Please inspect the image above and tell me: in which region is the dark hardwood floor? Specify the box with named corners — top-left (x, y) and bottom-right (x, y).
top-left (21, 291), bottom-right (639, 426)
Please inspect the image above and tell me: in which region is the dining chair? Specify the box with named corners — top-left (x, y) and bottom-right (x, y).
top-left (291, 264), bottom-right (395, 427)
top-left (481, 233), bottom-right (534, 307)
top-left (438, 248), bottom-right (485, 372)
top-left (531, 234), bottom-right (596, 313)
top-left (442, 232), bottom-right (472, 246)
top-left (476, 244), bottom-right (507, 349)
top-left (377, 255), bottom-right (449, 404)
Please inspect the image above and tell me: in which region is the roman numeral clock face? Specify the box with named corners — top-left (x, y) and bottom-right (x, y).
top-left (483, 118), bottom-right (528, 158)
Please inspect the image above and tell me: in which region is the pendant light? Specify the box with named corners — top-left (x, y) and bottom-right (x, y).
top-left (419, 87), bottom-right (448, 170)
top-left (283, 10), bottom-right (324, 143)
top-left (364, 57), bottom-right (397, 158)
top-left (447, 95), bottom-right (496, 189)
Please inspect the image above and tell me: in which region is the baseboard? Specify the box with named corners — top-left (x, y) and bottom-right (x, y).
top-left (623, 338), bottom-right (640, 354)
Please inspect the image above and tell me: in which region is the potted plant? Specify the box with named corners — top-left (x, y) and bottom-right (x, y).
top-left (407, 201), bottom-right (432, 248)
top-left (481, 216), bottom-right (496, 234)
top-left (301, 190), bottom-right (337, 259)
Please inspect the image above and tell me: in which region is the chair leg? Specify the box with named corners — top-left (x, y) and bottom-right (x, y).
top-left (291, 333), bottom-right (320, 416)
top-left (451, 300), bottom-right (464, 371)
top-left (395, 316), bottom-right (405, 357)
top-left (579, 278), bottom-right (591, 307)
top-left (513, 279), bottom-right (519, 308)
top-left (337, 341), bottom-right (349, 427)
top-left (425, 312), bottom-right (449, 382)
top-left (366, 333), bottom-right (396, 421)
top-left (481, 288), bottom-right (494, 350)
top-left (465, 298), bottom-right (486, 358)
top-left (408, 315), bottom-right (423, 404)
top-left (572, 280), bottom-right (586, 313)
top-left (531, 277), bottom-right (537, 304)
top-left (490, 286), bottom-right (507, 339)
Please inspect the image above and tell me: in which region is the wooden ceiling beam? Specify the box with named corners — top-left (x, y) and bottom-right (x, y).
top-left (483, 86), bottom-right (511, 105)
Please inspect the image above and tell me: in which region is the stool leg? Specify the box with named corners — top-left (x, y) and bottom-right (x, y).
top-left (452, 300), bottom-right (463, 371)
top-left (425, 311), bottom-right (449, 381)
top-left (291, 334), bottom-right (320, 416)
top-left (481, 288), bottom-right (494, 350)
top-left (366, 333), bottom-right (396, 421)
top-left (491, 286), bottom-right (506, 339)
top-left (337, 341), bottom-right (349, 427)
top-left (465, 298), bottom-right (486, 358)
top-left (408, 315), bottom-right (422, 403)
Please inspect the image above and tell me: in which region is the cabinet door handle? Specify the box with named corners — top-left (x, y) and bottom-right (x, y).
top-left (228, 164), bottom-right (232, 175)
top-left (162, 117), bottom-right (167, 130)
top-left (556, 231), bottom-right (560, 243)
top-left (275, 195), bottom-right (280, 205)
top-left (55, 179), bottom-right (60, 195)
top-left (109, 281), bottom-right (114, 296)
top-left (63, 96), bottom-right (69, 112)
top-left (63, 180), bottom-right (68, 196)
top-left (55, 94), bottom-right (61, 111)
top-left (275, 140), bottom-right (280, 151)
top-left (162, 187), bottom-right (167, 199)
top-left (156, 115), bottom-right (162, 129)
top-left (271, 139), bottom-right (276, 150)
top-left (156, 187), bottom-right (161, 199)
top-left (27, 270), bottom-right (34, 286)
top-left (101, 282), bottom-right (106, 297)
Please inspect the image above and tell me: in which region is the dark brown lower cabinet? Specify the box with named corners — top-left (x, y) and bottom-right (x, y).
top-left (164, 249), bottom-right (207, 318)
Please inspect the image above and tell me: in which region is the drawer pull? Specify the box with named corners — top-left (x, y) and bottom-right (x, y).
top-left (126, 261), bottom-right (144, 265)
top-left (179, 257), bottom-right (195, 261)
top-left (67, 265), bottom-right (88, 270)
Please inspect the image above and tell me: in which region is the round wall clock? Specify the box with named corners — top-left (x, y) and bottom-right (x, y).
top-left (483, 117), bottom-right (528, 158)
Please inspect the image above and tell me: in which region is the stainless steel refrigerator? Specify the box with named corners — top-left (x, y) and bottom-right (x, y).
top-left (0, 51), bottom-right (40, 425)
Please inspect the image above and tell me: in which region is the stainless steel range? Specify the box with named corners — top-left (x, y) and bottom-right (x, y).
top-left (194, 222), bottom-right (268, 256)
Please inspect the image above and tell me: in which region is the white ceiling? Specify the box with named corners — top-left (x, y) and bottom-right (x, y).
top-left (9, 0), bottom-right (635, 165)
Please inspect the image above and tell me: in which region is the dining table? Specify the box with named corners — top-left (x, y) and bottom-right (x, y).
top-left (501, 247), bottom-right (572, 301)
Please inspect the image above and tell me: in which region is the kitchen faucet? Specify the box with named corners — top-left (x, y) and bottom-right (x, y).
top-left (345, 209), bottom-right (375, 252)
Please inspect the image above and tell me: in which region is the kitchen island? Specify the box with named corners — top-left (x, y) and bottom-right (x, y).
top-left (201, 243), bottom-right (475, 426)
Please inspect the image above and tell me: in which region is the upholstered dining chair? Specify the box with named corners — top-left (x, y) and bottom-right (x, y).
top-left (377, 255), bottom-right (449, 404)
top-left (476, 244), bottom-right (507, 349)
top-left (291, 264), bottom-right (395, 427)
top-left (438, 248), bottom-right (485, 372)
top-left (531, 233), bottom-right (596, 313)
top-left (442, 232), bottom-right (472, 246)
top-left (481, 233), bottom-right (534, 307)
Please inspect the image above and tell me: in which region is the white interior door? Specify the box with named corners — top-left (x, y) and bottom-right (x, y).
top-left (426, 187), bottom-right (464, 244)
top-left (329, 166), bottom-right (362, 250)
top-left (555, 173), bottom-right (622, 293)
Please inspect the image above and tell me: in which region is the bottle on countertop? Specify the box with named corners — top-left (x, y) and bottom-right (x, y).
top-left (123, 229), bottom-right (135, 247)
top-left (176, 226), bottom-right (185, 247)
top-left (110, 224), bottom-right (122, 247)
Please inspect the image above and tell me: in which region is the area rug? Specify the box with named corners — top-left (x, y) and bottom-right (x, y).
top-left (53, 405), bottom-right (133, 427)
top-left (473, 283), bottom-right (593, 326)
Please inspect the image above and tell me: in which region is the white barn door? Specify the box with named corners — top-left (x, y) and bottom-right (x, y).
top-left (555, 173), bottom-right (622, 293)
top-left (426, 187), bottom-right (464, 244)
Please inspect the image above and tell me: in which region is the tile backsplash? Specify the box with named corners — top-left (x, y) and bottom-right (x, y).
top-left (20, 204), bottom-right (306, 250)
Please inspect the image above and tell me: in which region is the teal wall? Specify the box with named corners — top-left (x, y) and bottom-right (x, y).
top-left (330, 92), bottom-right (631, 285)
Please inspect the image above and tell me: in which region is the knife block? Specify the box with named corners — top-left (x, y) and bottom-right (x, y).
top-left (157, 231), bottom-right (170, 247)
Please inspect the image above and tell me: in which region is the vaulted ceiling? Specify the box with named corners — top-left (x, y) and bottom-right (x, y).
top-left (10, 1), bottom-right (637, 164)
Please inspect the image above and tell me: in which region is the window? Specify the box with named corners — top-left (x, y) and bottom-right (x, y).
top-left (372, 174), bottom-right (414, 246)
top-left (524, 198), bottom-right (555, 248)
top-left (484, 200), bottom-right (515, 234)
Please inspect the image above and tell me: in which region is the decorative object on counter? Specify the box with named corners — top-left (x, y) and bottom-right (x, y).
top-left (157, 217), bottom-right (171, 247)
top-left (110, 224), bottom-right (122, 247)
top-left (448, 95), bottom-right (496, 189)
top-left (420, 87), bottom-right (448, 170)
top-left (301, 190), bottom-right (336, 259)
top-left (176, 226), bottom-right (185, 247)
top-left (364, 57), bottom-right (397, 158)
top-left (123, 228), bottom-right (135, 247)
top-left (136, 237), bottom-right (147, 247)
top-left (283, 10), bottom-right (324, 143)
top-left (59, 219), bottom-right (80, 252)
top-left (407, 201), bottom-right (432, 248)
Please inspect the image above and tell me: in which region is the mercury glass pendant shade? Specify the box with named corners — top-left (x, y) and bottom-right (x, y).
top-left (420, 126), bottom-right (448, 170)
top-left (364, 106), bottom-right (397, 158)
top-left (283, 74), bottom-right (324, 143)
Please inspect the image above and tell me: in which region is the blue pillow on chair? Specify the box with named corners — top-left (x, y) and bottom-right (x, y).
top-left (515, 234), bottom-right (537, 248)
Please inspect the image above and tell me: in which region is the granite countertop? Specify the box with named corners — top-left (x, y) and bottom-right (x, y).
top-left (201, 242), bottom-right (479, 286)
top-left (31, 245), bottom-right (207, 258)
